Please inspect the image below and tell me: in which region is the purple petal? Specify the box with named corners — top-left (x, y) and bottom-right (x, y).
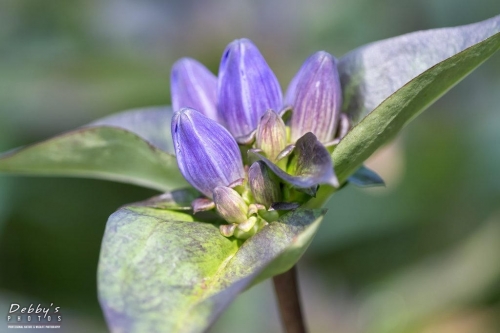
top-left (171, 108), bottom-right (245, 198)
top-left (171, 58), bottom-right (219, 121)
top-left (217, 38), bottom-right (283, 141)
top-left (287, 51), bottom-right (342, 143)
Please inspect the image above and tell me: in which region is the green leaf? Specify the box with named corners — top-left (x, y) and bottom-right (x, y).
top-left (0, 127), bottom-right (187, 192)
top-left (88, 105), bottom-right (174, 153)
top-left (332, 31), bottom-right (500, 185)
top-left (98, 194), bottom-right (326, 333)
top-left (339, 15), bottom-right (500, 121)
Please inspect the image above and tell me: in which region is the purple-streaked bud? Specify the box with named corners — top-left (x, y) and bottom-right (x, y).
top-left (248, 161), bottom-right (281, 207)
top-left (172, 108), bottom-right (245, 198)
top-left (217, 38), bottom-right (283, 141)
top-left (255, 110), bottom-right (287, 161)
top-left (286, 51), bottom-right (342, 143)
top-left (213, 186), bottom-right (248, 223)
top-left (171, 58), bottom-right (219, 121)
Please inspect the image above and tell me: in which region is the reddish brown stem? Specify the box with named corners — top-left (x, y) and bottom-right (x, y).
top-left (272, 265), bottom-right (307, 333)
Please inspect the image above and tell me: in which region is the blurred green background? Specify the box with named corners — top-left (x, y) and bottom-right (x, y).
top-left (1, 1), bottom-right (499, 332)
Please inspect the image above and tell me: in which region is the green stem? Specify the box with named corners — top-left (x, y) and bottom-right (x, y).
top-left (272, 265), bottom-right (307, 333)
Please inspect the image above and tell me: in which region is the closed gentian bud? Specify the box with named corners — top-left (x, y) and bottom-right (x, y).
top-left (213, 186), bottom-right (248, 223)
top-left (218, 38), bottom-right (283, 141)
top-left (248, 161), bottom-right (281, 207)
top-left (255, 110), bottom-right (287, 161)
top-left (171, 58), bottom-right (219, 121)
top-left (286, 51), bottom-right (342, 143)
top-left (172, 108), bottom-right (245, 198)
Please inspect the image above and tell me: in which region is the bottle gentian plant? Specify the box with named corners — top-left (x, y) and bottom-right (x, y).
top-left (171, 39), bottom-right (341, 240)
top-left (0, 15), bottom-right (499, 333)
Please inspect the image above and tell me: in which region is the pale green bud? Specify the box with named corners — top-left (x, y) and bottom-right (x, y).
top-left (256, 109), bottom-right (287, 161)
top-left (238, 216), bottom-right (258, 233)
top-left (248, 161), bottom-right (281, 207)
top-left (213, 186), bottom-right (248, 223)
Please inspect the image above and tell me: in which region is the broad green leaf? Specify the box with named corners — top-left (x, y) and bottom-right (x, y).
top-left (88, 105), bottom-right (174, 153)
top-left (0, 127), bottom-right (187, 192)
top-left (339, 15), bottom-right (500, 121)
top-left (332, 32), bottom-right (500, 185)
top-left (98, 194), bottom-right (326, 333)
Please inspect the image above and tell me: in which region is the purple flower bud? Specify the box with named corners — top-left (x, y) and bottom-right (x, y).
top-left (213, 186), bottom-right (248, 223)
top-left (217, 38), bottom-right (283, 141)
top-left (248, 161), bottom-right (281, 207)
top-left (286, 51), bottom-right (342, 143)
top-left (255, 110), bottom-right (287, 161)
top-left (171, 58), bottom-right (219, 121)
top-left (172, 108), bottom-right (245, 198)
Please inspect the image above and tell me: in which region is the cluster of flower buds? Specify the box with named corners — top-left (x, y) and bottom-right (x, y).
top-left (171, 38), bottom-right (346, 239)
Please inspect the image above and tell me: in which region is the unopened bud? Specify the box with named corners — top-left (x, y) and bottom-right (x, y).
top-left (218, 39), bottom-right (282, 141)
top-left (238, 216), bottom-right (258, 233)
top-left (213, 186), bottom-right (248, 223)
top-left (286, 51), bottom-right (342, 143)
top-left (248, 161), bottom-right (281, 207)
top-left (172, 108), bottom-right (245, 198)
top-left (256, 110), bottom-right (287, 161)
top-left (170, 58), bottom-right (218, 121)
top-left (233, 224), bottom-right (258, 240)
